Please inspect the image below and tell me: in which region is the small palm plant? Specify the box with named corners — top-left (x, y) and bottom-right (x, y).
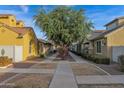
top-left (1, 49), bottom-right (5, 56)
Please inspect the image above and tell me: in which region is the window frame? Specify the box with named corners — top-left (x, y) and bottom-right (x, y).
top-left (96, 40), bottom-right (102, 54)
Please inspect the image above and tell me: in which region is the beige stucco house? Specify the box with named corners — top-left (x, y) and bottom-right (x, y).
top-left (86, 16), bottom-right (124, 62)
top-left (38, 39), bottom-right (54, 56)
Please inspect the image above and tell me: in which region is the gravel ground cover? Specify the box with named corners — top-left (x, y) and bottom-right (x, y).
top-left (9, 63), bottom-right (36, 68)
top-left (71, 63), bottom-right (107, 76)
top-left (96, 63), bottom-right (124, 75)
top-left (0, 73), bottom-right (17, 83)
top-left (78, 84), bottom-right (124, 88)
top-left (6, 73), bottom-right (53, 88)
top-left (31, 63), bottom-right (57, 69)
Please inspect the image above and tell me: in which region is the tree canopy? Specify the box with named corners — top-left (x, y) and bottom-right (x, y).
top-left (34, 6), bottom-right (93, 46)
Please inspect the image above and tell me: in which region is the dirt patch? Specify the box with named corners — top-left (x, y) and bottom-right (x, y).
top-left (31, 63), bottom-right (57, 69)
top-left (0, 73), bottom-right (17, 83)
top-left (71, 63), bottom-right (107, 76)
top-left (78, 84), bottom-right (124, 88)
top-left (6, 73), bottom-right (53, 88)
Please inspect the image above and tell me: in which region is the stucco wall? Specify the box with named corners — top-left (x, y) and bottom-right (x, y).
top-left (0, 16), bottom-right (16, 27)
top-left (0, 45), bottom-right (23, 62)
top-left (93, 39), bottom-right (107, 57)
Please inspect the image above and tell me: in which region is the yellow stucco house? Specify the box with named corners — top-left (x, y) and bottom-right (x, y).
top-left (0, 14), bottom-right (38, 62)
top-left (87, 16), bottom-right (124, 62)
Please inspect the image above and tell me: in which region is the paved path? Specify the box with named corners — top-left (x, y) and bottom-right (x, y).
top-left (49, 62), bottom-right (78, 88)
top-left (69, 52), bottom-right (88, 63)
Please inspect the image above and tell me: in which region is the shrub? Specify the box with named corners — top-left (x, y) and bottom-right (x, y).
top-left (0, 56), bottom-right (12, 67)
top-left (118, 55), bottom-right (124, 72)
top-left (71, 50), bottom-right (110, 65)
top-left (81, 54), bottom-right (110, 65)
top-left (40, 53), bottom-right (45, 58)
top-left (93, 57), bottom-right (110, 65)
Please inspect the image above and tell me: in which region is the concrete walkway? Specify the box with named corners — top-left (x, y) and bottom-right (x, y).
top-left (69, 52), bottom-right (88, 63)
top-left (49, 62), bottom-right (78, 88)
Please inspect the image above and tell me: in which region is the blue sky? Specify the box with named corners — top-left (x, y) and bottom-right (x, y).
top-left (0, 5), bottom-right (124, 39)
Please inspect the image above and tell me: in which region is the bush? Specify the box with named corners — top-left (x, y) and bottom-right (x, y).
top-left (93, 57), bottom-right (110, 65)
top-left (81, 54), bottom-right (110, 65)
top-left (118, 55), bottom-right (124, 72)
top-left (0, 56), bottom-right (12, 67)
top-left (40, 53), bottom-right (45, 58)
top-left (71, 50), bottom-right (110, 65)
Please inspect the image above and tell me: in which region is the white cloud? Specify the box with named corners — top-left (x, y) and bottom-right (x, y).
top-left (19, 5), bottom-right (29, 13)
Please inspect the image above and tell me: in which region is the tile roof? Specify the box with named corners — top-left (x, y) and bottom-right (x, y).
top-left (16, 20), bottom-right (23, 23)
top-left (92, 24), bottom-right (124, 40)
top-left (88, 30), bottom-right (106, 41)
top-left (8, 27), bottom-right (33, 35)
top-left (0, 22), bottom-right (35, 36)
top-left (0, 14), bottom-right (14, 17)
top-left (104, 16), bottom-right (124, 26)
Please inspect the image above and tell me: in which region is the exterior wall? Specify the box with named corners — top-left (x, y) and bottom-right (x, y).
top-left (106, 27), bottom-right (124, 60)
top-left (38, 42), bottom-right (50, 55)
top-left (0, 46), bottom-right (23, 62)
top-left (0, 46), bottom-right (14, 59)
top-left (0, 27), bottom-right (23, 45)
top-left (93, 38), bottom-right (108, 58)
top-left (16, 21), bottom-right (24, 27)
top-left (107, 27), bottom-right (124, 46)
top-left (0, 26), bottom-right (24, 59)
top-left (118, 19), bottom-right (124, 25)
top-left (0, 26), bottom-right (38, 61)
top-left (0, 16), bottom-right (16, 27)
top-left (92, 26), bottom-right (124, 60)
top-left (88, 42), bottom-right (94, 55)
top-left (111, 46), bottom-right (124, 62)
top-left (23, 31), bottom-right (38, 60)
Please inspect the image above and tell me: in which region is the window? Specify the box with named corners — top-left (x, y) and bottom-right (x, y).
top-left (96, 40), bottom-right (102, 53)
top-left (11, 19), bottom-right (14, 22)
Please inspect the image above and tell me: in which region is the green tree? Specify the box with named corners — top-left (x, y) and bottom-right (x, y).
top-left (34, 6), bottom-right (93, 58)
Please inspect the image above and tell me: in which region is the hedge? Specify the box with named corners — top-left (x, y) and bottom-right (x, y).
top-left (0, 56), bottom-right (12, 67)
